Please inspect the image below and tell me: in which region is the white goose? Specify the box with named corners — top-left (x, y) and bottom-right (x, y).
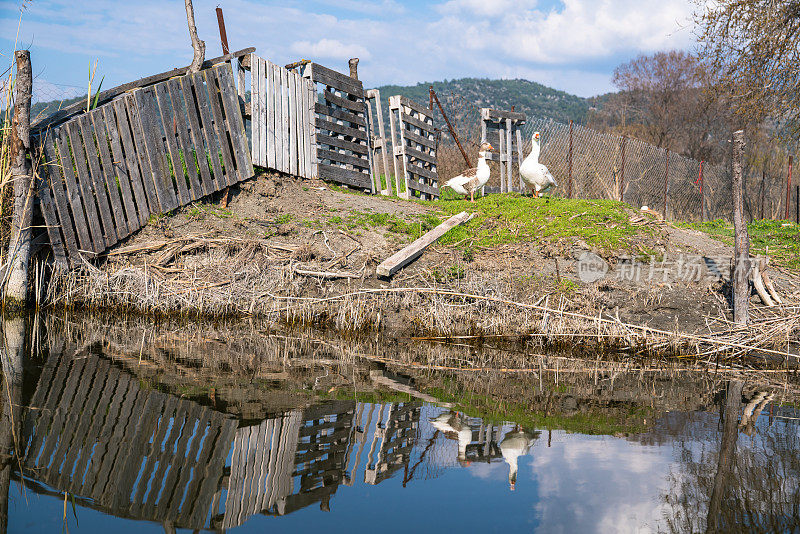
top-left (499, 427), bottom-right (539, 490)
top-left (444, 142), bottom-right (495, 202)
top-left (431, 411), bottom-right (473, 464)
top-left (520, 131), bottom-right (557, 197)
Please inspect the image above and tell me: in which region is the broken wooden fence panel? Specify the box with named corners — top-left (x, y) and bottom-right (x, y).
top-left (301, 62), bottom-right (371, 191)
top-left (388, 95), bottom-right (438, 200)
top-left (480, 108), bottom-right (526, 193)
top-left (248, 54), bottom-right (313, 179)
top-left (376, 211), bottom-right (473, 277)
top-left (365, 89), bottom-right (390, 195)
top-left (35, 62), bottom-right (253, 267)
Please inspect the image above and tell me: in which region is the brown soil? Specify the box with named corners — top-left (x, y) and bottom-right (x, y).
top-left (54, 170), bottom-right (799, 338)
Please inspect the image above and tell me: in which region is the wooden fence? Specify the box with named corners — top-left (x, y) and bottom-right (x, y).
top-left (481, 108), bottom-right (526, 193)
top-left (248, 54), bottom-right (315, 178)
top-left (20, 341), bottom-right (238, 530)
top-left (365, 89), bottom-right (390, 194)
top-left (301, 62), bottom-right (372, 191)
top-left (35, 62), bottom-right (253, 266)
top-left (389, 95), bottom-right (439, 200)
top-left (363, 402), bottom-right (420, 485)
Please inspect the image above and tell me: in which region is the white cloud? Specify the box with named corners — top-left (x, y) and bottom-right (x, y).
top-left (290, 38), bottom-right (372, 61)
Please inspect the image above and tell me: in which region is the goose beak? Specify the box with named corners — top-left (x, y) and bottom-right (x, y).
top-left (488, 144), bottom-right (495, 151)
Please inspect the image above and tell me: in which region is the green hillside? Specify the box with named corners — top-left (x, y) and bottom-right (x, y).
top-left (372, 77), bottom-right (590, 125)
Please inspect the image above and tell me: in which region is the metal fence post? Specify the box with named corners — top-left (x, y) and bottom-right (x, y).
top-left (786, 155), bottom-right (794, 220)
top-left (662, 148), bottom-right (670, 220)
top-left (568, 120), bottom-right (573, 198)
top-left (619, 136), bottom-right (626, 202)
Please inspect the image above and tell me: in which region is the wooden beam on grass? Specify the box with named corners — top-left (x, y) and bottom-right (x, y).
top-left (376, 211), bottom-right (473, 278)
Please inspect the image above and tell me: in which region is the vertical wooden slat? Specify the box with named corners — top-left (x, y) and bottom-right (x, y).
top-left (179, 75), bottom-right (216, 196)
top-left (251, 55), bottom-right (262, 166)
top-left (280, 66), bottom-right (290, 173)
top-left (125, 94), bottom-right (163, 212)
top-left (110, 100), bottom-right (152, 225)
top-left (81, 367), bottom-right (127, 495)
top-left (288, 71), bottom-right (298, 177)
top-left (97, 107), bottom-right (140, 230)
top-left (308, 81), bottom-right (317, 178)
top-left (133, 86), bottom-right (179, 211)
top-left (190, 72), bottom-right (225, 192)
top-left (166, 78), bottom-right (203, 201)
top-left (63, 123), bottom-right (106, 252)
top-left (203, 67), bottom-right (239, 187)
top-left (154, 82), bottom-right (191, 205)
top-left (77, 115), bottom-right (119, 245)
top-left (515, 127), bottom-right (524, 191)
top-left (274, 63), bottom-right (284, 172)
top-left (89, 110), bottom-right (130, 237)
top-left (40, 138), bottom-right (78, 263)
top-left (267, 60), bottom-right (276, 170)
top-left (215, 64), bottom-right (254, 180)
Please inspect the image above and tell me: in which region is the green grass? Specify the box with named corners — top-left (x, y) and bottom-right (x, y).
top-left (681, 218), bottom-right (800, 269)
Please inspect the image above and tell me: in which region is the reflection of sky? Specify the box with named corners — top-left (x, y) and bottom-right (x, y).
top-left (9, 402), bottom-right (799, 533)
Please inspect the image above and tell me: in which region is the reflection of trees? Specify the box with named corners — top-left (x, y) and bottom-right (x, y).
top-left (663, 382), bottom-right (800, 533)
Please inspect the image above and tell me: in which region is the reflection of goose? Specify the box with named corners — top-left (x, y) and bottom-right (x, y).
top-left (499, 427), bottom-right (539, 490)
top-left (431, 411), bottom-right (473, 463)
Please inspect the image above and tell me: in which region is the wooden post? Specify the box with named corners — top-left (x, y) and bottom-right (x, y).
top-left (619, 136), bottom-right (627, 202)
top-left (786, 156), bottom-right (794, 220)
top-left (516, 127), bottom-right (524, 192)
top-left (662, 148), bottom-right (670, 220)
top-left (184, 0), bottom-right (205, 74)
top-left (348, 58), bottom-right (359, 80)
top-left (567, 120), bottom-right (573, 198)
top-left (5, 50), bottom-right (33, 309)
top-left (480, 117), bottom-right (487, 197)
top-left (505, 118), bottom-right (513, 193)
top-left (498, 121), bottom-right (506, 192)
top-left (215, 7), bottom-right (230, 54)
top-left (732, 129), bottom-right (750, 325)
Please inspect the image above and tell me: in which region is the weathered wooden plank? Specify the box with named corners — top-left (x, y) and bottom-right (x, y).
top-left (215, 64), bottom-right (254, 181)
top-left (166, 78), bottom-right (203, 201)
top-left (88, 110), bottom-right (130, 237)
top-left (288, 70), bottom-right (298, 177)
top-left (280, 66), bottom-right (290, 173)
top-left (401, 128), bottom-right (435, 149)
top-left (315, 133), bottom-right (368, 155)
top-left (32, 48), bottom-right (256, 134)
top-left (317, 148), bottom-right (370, 169)
top-left (36, 169), bottom-right (68, 265)
top-left (406, 162), bottom-right (437, 181)
top-left (314, 102), bottom-right (366, 128)
top-left (267, 60), bottom-right (276, 170)
top-left (303, 78), bottom-right (314, 178)
top-left (40, 138), bottom-right (79, 262)
top-left (81, 367), bottom-right (127, 495)
top-left (315, 117), bottom-right (367, 140)
top-left (297, 74), bottom-right (307, 178)
top-left (251, 55), bottom-right (262, 166)
top-left (204, 68), bottom-right (239, 187)
top-left (399, 111), bottom-right (435, 134)
top-left (133, 86), bottom-right (179, 211)
top-left (154, 82), bottom-right (191, 205)
top-left (481, 108), bottom-right (526, 121)
top-left (111, 100), bottom-right (151, 225)
top-left (64, 122), bottom-right (106, 252)
top-left (404, 145), bottom-right (436, 165)
top-left (321, 89), bottom-right (364, 113)
top-left (178, 75), bottom-right (215, 196)
top-left (393, 95), bottom-right (430, 116)
top-left (376, 211), bottom-right (472, 277)
top-left (406, 177), bottom-right (439, 196)
top-left (98, 106), bottom-right (142, 230)
top-left (317, 163), bottom-right (370, 189)
top-left (309, 63), bottom-right (363, 97)
top-left (124, 94), bottom-right (163, 212)
top-left (77, 115), bottom-right (119, 245)
top-left (190, 72), bottom-right (225, 192)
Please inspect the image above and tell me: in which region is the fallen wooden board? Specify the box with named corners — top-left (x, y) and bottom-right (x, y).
top-left (376, 211), bottom-right (473, 278)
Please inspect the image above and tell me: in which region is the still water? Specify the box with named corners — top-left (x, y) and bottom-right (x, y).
top-left (1, 316), bottom-right (799, 533)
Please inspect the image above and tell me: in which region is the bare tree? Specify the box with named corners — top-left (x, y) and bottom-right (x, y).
top-left (695, 0), bottom-right (800, 137)
top-left (185, 0), bottom-right (205, 74)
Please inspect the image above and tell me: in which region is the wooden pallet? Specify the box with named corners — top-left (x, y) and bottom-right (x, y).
top-left (388, 95), bottom-right (439, 200)
top-left (249, 54), bottom-right (315, 178)
top-left (35, 62), bottom-right (253, 267)
top-left (300, 63), bottom-right (372, 191)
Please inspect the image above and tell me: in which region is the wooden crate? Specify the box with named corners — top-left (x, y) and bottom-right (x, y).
top-left (388, 95), bottom-right (439, 200)
top-left (300, 62), bottom-right (372, 191)
top-left (35, 62), bottom-right (253, 267)
top-left (249, 54), bottom-right (314, 179)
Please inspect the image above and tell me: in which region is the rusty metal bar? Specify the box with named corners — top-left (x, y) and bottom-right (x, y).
top-left (430, 86), bottom-right (471, 168)
top-left (215, 7), bottom-right (230, 55)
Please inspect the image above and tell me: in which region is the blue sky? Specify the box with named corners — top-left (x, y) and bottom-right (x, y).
top-left (0, 0), bottom-right (697, 102)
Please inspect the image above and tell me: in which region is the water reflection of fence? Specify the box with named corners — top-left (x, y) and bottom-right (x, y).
top-left (20, 342), bottom-right (238, 530)
top-left (18, 348), bottom-right (519, 530)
